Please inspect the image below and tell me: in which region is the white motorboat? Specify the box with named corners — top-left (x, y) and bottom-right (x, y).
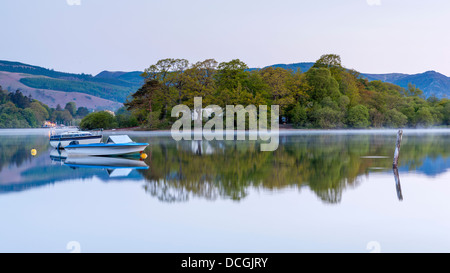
top-left (64, 135), bottom-right (148, 156)
top-left (50, 130), bottom-right (103, 148)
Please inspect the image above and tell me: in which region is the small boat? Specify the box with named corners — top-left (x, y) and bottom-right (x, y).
top-left (50, 130), bottom-right (103, 148)
top-left (65, 135), bottom-right (148, 156)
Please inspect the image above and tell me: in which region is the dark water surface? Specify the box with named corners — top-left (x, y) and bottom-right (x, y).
top-left (0, 128), bottom-right (449, 252)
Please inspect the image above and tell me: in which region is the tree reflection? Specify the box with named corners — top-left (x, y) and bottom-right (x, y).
top-left (0, 132), bottom-right (448, 202)
top-left (137, 133), bottom-right (450, 204)
top-left (0, 135), bottom-right (50, 172)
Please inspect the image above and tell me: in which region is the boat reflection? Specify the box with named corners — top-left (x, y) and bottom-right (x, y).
top-left (50, 148), bottom-right (149, 177)
top-left (64, 155), bottom-right (149, 177)
top-left (50, 148), bottom-right (68, 162)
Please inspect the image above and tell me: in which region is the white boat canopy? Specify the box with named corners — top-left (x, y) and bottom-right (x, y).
top-left (106, 135), bottom-right (134, 144)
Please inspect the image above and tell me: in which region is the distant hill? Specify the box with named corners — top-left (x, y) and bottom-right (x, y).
top-left (0, 71), bottom-right (123, 110)
top-left (0, 60), bottom-right (144, 110)
top-left (95, 70), bottom-right (144, 86)
top-left (362, 70), bottom-right (450, 99)
top-left (250, 62), bottom-right (315, 73)
top-left (256, 62), bottom-right (449, 99)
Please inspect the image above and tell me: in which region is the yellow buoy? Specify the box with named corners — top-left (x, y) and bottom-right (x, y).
top-left (140, 152), bottom-right (148, 160)
top-left (31, 149), bottom-right (37, 156)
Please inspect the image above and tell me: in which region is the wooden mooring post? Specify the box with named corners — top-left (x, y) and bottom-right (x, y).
top-left (393, 130), bottom-right (403, 168)
top-left (392, 129), bottom-right (404, 201)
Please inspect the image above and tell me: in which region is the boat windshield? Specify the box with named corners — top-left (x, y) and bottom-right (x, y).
top-left (106, 135), bottom-right (134, 144)
top-left (51, 131), bottom-right (93, 139)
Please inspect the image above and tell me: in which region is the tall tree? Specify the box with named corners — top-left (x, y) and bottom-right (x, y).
top-left (64, 102), bottom-right (77, 116)
top-left (305, 68), bottom-right (340, 102)
top-left (76, 107), bottom-right (90, 118)
top-left (142, 58), bottom-right (190, 118)
top-left (182, 59), bottom-right (218, 107)
top-left (125, 79), bottom-right (162, 122)
top-left (259, 67), bottom-right (295, 116)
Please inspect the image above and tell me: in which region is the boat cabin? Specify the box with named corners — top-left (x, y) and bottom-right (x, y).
top-left (106, 135), bottom-right (134, 144)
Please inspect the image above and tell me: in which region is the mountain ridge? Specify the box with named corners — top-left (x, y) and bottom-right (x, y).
top-left (0, 60), bottom-right (448, 112)
top-left (258, 62), bottom-right (449, 99)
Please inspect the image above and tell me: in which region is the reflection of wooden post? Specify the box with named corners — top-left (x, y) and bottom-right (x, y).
top-left (393, 167), bottom-right (403, 201)
top-left (392, 130), bottom-right (404, 201)
top-left (195, 140), bottom-right (202, 156)
top-left (393, 130), bottom-right (403, 168)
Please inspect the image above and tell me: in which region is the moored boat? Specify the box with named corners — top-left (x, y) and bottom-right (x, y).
top-left (64, 135), bottom-right (148, 156)
top-left (50, 130), bottom-right (103, 148)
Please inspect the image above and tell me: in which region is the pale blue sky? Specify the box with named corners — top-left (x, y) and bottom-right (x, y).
top-left (1, 0), bottom-right (450, 76)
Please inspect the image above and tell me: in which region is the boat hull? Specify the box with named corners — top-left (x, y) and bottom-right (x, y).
top-left (50, 135), bottom-right (103, 148)
top-left (65, 143), bottom-right (148, 156)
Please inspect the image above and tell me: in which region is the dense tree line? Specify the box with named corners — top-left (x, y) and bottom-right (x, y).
top-left (0, 86), bottom-right (90, 128)
top-left (125, 54), bottom-right (450, 129)
top-left (79, 107), bottom-right (138, 130)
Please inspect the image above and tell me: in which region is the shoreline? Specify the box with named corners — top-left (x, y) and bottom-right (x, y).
top-left (1, 126), bottom-right (449, 135)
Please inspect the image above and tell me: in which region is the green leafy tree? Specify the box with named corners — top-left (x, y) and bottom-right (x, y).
top-left (347, 105), bottom-right (370, 128)
top-left (142, 58), bottom-right (190, 118)
top-left (442, 101), bottom-right (450, 125)
top-left (8, 90), bottom-right (32, 109)
top-left (312, 54), bottom-right (342, 69)
top-left (405, 83), bottom-right (424, 97)
top-left (312, 106), bottom-right (343, 128)
top-left (22, 108), bottom-right (38, 127)
top-left (115, 107), bottom-right (139, 128)
top-left (312, 54), bottom-right (345, 84)
top-left (125, 79), bottom-right (162, 123)
top-left (291, 103), bottom-right (307, 127)
top-left (259, 67), bottom-right (296, 116)
top-left (76, 107), bottom-right (90, 118)
top-left (415, 107), bottom-right (434, 127)
top-left (29, 101), bottom-right (49, 125)
top-left (384, 109), bottom-right (407, 128)
top-left (180, 59), bottom-right (218, 108)
top-left (64, 102), bottom-right (77, 116)
top-left (306, 68), bottom-right (340, 102)
top-left (79, 111), bottom-right (117, 130)
top-left (215, 59), bottom-right (249, 91)
top-left (0, 86), bottom-right (9, 104)
top-left (339, 72), bottom-right (360, 105)
top-left (51, 109), bottom-right (73, 125)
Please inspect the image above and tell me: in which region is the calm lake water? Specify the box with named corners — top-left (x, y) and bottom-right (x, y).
top-left (0, 128), bottom-right (449, 253)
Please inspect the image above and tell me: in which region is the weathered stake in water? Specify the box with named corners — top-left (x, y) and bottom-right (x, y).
top-left (393, 129), bottom-right (403, 201)
top-left (393, 130), bottom-right (403, 168)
